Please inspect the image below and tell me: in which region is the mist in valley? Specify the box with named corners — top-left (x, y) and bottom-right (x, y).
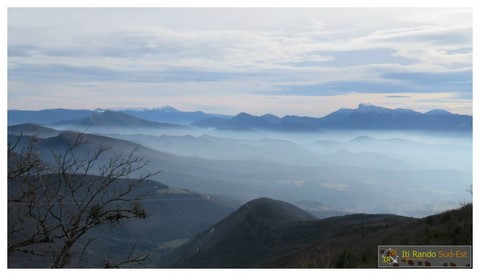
top-left (7, 109), bottom-right (474, 269)
top-left (44, 123), bottom-right (472, 218)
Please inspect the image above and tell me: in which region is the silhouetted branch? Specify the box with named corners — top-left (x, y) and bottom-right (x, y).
top-left (8, 132), bottom-right (159, 268)
top-left (104, 239), bottom-right (150, 268)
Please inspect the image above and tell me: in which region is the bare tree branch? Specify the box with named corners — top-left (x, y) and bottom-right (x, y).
top-left (104, 238), bottom-right (150, 268)
top-left (8, 132), bottom-right (159, 268)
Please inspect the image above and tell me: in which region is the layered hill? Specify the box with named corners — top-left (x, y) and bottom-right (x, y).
top-left (167, 198), bottom-right (471, 268)
top-left (310, 135), bottom-right (472, 172)
top-left (167, 197), bottom-right (410, 267)
top-left (8, 128), bottom-right (470, 218)
top-left (268, 202), bottom-right (472, 268)
top-left (165, 198), bottom-right (315, 267)
top-left (8, 109), bottom-right (92, 125)
top-left (8, 123), bottom-right (60, 138)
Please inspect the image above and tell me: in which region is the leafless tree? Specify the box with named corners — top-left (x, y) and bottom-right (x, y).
top-left (466, 184), bottom-right (473, 195)
top-left (319, 242), bottom-right (336, 268)
top-left (8, 132), bottom-right (159, 268)
top-left (459, 184), bottom-right (473, 208)
top-left (296, 242), bottom-right (336, 268)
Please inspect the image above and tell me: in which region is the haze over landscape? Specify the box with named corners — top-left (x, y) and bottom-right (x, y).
top-left (7, 7), bottom-right (473, 268)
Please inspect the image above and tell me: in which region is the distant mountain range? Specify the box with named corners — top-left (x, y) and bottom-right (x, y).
top-left (8, 109), bottom-right (92, 125)
top-left (8, 106), bottom-right (232, 126)
top-left (205, 112), bottom-right (323, 132)
top-left (312, 103), bottom-right (471, 131)
top-left (122, 106), bottom-right (232, 124)
top-left (310, 134), bottom-right (472, 172)
top-left (106, 132), bottom-right (414, 170)
top-left (193, 103), bottom-right (472, 132)
top-left (8, 104), bottom-right (472, 132)
top-left (55, 110), bottom-right (184, 129)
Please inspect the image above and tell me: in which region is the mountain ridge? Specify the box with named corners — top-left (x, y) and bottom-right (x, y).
top-left (166, 197), bottom-right (316, 267)
top-left (192, 103), bottom-right (471, 132)
top-left (8, 106), bottom-right (233, 125)
top-left (167, 197), bottom-right (414, 267)
top-left (8, 123), bottom-right (60, 138)
top-left (167, 197), bottom-right (471, 268)
top-left (54, 110), bottom-right (185, 129)
top-left (9, 104), bottom-right (472, 132)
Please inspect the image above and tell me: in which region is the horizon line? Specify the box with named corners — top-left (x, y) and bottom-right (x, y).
top-left (7, 103), bottom-right (472, 117)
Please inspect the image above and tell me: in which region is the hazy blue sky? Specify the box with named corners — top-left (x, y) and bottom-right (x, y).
top-left (8, 8), bottom-right (472, 116)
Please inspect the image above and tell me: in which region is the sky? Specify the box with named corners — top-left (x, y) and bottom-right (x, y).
top-left (7, 8), bottom-right (473, 116)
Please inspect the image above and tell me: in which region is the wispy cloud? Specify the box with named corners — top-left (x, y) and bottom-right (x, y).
top-left (385, 95), bottom-right (411, 98)
top-left (8, 8), bottom-right (472, 115)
